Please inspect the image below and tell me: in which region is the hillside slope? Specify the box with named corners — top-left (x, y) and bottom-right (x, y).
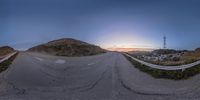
top-left (0, 46), bottom-right (15, 56)
top-left (28, 38), bottom-right (106, 56)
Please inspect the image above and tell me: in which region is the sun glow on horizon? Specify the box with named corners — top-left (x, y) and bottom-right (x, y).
top-left (104, 47), bottom-right (155, 52)
top-left (96, 31), bottom-right (156, 50)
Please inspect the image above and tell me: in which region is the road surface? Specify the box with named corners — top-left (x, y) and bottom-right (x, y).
top-left (0, 52), bottom-right (200, 100)
top-left (125, 53), bottom-right (200, 70)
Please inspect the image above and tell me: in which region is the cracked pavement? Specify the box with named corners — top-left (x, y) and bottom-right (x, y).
top-left (1, 52), bottom-right (200, 100)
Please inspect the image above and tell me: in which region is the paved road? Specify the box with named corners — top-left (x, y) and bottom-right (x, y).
top-left (0, 52), bottom-right (200, 100)
top-left (125, 53), bottom-right (200, 70)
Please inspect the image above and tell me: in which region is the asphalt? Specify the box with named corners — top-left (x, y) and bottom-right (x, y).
top-left (0, 52), bottom-right (200, 100)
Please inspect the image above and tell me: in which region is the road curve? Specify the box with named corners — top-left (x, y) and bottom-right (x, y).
top-left (0, 52), bottom-right (200, 100)
top-left (125, 53), bottom-right (200, 70)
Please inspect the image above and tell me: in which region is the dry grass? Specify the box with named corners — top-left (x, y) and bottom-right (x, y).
top-left (159, 61), bottom-right (185, 66)
top-left (131, 51), bottom-right (200, 66)
top-left (0, 46), bottom-right (14, 56)
top-left (182, 52), bottom-right (200, 61)
top-left (0, 50), bottom-right (13, 56)
top-left (28, 38), bottom-right (106, 57)
top-left (124, 54), bottom-right (200, 80)
top-left (0, 53), bottom-right (18, 72)
top-left (154, 52), bottom-right (200, 66)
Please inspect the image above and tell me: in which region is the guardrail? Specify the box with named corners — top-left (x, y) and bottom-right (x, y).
top-left (0, 52), bottom-right (17, 63)
top-left (124, 53), bottom-right (200, 71)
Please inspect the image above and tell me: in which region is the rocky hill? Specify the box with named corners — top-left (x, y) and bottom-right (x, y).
top-left (0, 46), bottom-right (15, 56)
top-left (195, 48), bottom-right (200, 52)
top-left (28, 38), bottom-right (106, 56)
top-left (152, 49), bottom-right (177, 55)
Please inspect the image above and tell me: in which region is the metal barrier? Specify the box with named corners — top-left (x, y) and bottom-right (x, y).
top-left (124, 53), bottom-right (200, 70)
top-left (0, 52), bottom-right (17, 63)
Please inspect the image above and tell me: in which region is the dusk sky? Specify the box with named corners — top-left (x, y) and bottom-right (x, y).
top-left (1, 0), bottom-right (200, 50)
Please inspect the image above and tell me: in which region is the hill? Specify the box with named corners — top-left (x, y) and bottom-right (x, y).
top-left (152, 49), bottom-right (178, 55)
top-left (0, 46), bottom-right (15, 56)
top-left (28, 38), bottom-right (106, 56)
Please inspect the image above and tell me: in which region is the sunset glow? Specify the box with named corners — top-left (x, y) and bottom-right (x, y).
top-left (1, 0), bottom-right (200, 50)
top-left (96, 31), bottom-right (156, 49)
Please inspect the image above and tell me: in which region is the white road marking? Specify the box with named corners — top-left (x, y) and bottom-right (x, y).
top-left (34, 57), bottom-right (43, 61)
top-left (88, 62), bottom-right (96, 66)
top-left (55, 59), bottom-right (66, 64)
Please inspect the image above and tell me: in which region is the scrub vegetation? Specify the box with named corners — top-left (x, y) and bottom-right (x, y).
top-left (124, 54), bottom-right (200, 80)
top-left (28, 38), bottom-right (106, 57)
top-left (0, 53), bottom-right (18, 73)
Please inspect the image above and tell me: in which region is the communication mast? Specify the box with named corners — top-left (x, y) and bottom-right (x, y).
top-left (163, 35), bottom-right (166, 49)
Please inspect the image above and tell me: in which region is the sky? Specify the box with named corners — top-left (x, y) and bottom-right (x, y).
top-left (0, 0), bottom-right (200, 50)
